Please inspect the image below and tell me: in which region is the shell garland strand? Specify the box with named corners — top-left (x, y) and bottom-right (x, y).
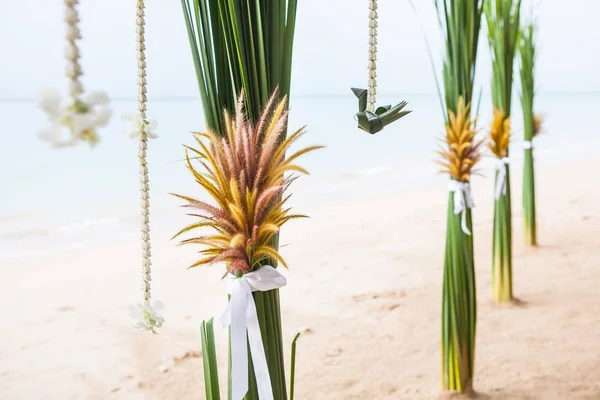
top-left (65, 0), bottom-right (83, 98)
top-left (367, 0), bottom-right (378, 112)
top-left (126, 0), bottom-right (163, 334)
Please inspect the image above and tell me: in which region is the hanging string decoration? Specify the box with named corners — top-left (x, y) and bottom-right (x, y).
top-left (351, 0), bottom-right (411, 134)
top-left (125, 0), bottom-right (164, 334)
top-left (37, 0), bottom-right (112, 148)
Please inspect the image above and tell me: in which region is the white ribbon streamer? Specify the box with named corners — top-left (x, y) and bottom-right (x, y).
top-left (448, 180), bottom-right (475, 236)
top-left (220, 266), bottom-right (287, 400)
top-left (523, 140), bottom-right (533, 150)
top-left (493, 157), bottom-right (510, 200)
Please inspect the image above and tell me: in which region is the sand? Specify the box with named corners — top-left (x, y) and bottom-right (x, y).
top-left (1, 156), bottom-right (600, 400)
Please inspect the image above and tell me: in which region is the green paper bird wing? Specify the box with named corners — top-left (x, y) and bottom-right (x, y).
top-left (376, 101), bottom-right (411, 126)
top-left (375, 104), bottom-right (392, 114)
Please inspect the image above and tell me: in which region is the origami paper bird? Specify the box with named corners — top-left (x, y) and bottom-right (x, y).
top-left (351, 88), bottom-right (411, 134)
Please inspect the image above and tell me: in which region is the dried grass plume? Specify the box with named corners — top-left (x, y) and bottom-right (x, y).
top-left (171, 91), bottom-right (322, 276)
top-left (533, 114), bottom-right (543, 137)
top-left (437, 97), bottom-right (483, 183)
top-left (488, 108), bottom-right (511, 158)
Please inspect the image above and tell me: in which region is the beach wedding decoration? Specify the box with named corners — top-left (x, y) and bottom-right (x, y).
top-left (350, 0), bottom-right (411, 134)
top-left (433, 0), bottom-right (484, 394)
top-left (485, 0), bottom-right (522, 303)
top-left (173, 92), bottom-right (321, 400)
top-left (180, 1), bottom-right (301, 397)
top-left (36, 0), bottom-right (111, 148)
top-left (126, 0), bottom-right (164, 334)
top-left (519, 20), bottom-right (541, 246)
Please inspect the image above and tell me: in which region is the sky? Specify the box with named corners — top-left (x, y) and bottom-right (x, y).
top-left (0, 0), bottom-right (599, 100)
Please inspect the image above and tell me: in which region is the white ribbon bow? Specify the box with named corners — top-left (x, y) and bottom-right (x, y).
top-left (493, 157), bottom-right (510, 200)
top-left (523, 140), bottom-right (533, 150)
top-left (220, 266), bottom-right (287, 400)
top-left (449, 180), bottom-right (475, 235)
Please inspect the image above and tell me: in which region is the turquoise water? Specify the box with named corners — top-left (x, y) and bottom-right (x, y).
top-left (0, 92), bottom-right (598, 258)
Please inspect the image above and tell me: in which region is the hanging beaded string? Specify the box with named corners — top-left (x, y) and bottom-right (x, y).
top-left (137, 0), bottom-right (152, 310)
top-left (65, 0), bottom-right (84, 98)
top-left (367, 0), bottom-right (378, 112)
top-left (36, 0), bottom-right (111, 148)
top-left (127, 0), bottom-right (163, 334)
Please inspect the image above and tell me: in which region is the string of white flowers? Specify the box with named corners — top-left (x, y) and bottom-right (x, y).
top-left (127, 0), bottom-right (163, 334)
top-left (367, 0), bottom-right (378, 112)
top-left (36, 0), bottom-right (111, 148)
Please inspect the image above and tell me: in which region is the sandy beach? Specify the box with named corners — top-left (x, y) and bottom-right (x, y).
top-left (1, 153), bottom-right (599, 400)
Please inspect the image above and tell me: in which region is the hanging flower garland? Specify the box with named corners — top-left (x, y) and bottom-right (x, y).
top-left (37, 0), bottom-right (111, 148)
top-left (125, 0), bottom-right (163, 334)
top-left (350, 0), bottom-right (411, 134)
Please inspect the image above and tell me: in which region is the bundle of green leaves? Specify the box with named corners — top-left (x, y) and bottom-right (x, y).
top-left (485, 0), bottom-right (522, 303)
top-left (434, 0), bottom-right (484, 393)
top-left (519, 21), bottom-right (540, 246)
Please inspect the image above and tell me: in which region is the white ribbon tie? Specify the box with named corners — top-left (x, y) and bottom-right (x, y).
top-left (220, 265), bottom-right (287, 400)
top-left (523, 140), bottom-right (533, 150)
top-left (449, 180), bottom-right (475, 235)
top-left (493, 157), bottom-right (510, 200)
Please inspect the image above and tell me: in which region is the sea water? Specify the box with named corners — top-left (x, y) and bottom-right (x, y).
top-left (0, 92), bottom-right (598, 259)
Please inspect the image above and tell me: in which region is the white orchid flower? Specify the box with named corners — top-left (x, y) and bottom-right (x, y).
top-left (81, 91), bottom-right (109, 107)
top-left (129, 300), bottom-right (165, 334)
top-left (122, 112), bottom-right (158, 140)
top-left (36, 88), bottom-right (112, 148)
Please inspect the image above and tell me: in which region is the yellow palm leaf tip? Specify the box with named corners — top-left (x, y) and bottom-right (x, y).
top-left (172, 91), bottom-right (323, 276)
top-left (488, 108), bottom-right (511, 158)
top-left (437, 97), bottom-right (482, 183)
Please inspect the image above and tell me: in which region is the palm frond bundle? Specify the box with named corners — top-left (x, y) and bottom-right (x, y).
top-left (485, 0), bottom-right (522, 303)
top-left (179, 2), bottom-right (298, 397)
top-left (434, 0), bottom-right (484, 393)
top-left (519, 21), bottom-right (539, 246)
top-left (173, 93), bottom-right (321, 399)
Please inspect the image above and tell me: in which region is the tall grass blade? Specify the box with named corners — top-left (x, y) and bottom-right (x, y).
top-left (289, 333), bottom-right (301, 400)
top-left (200, 318), bottom-right (221, 400)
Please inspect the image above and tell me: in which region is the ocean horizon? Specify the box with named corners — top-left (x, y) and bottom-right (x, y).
top-left (1, 91), bottom-right (598, 259)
